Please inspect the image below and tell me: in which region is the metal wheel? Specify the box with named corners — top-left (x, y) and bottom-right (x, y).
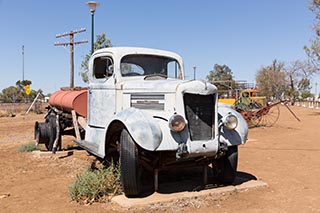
top-left (213, 146), bottom-right (238, 184)
top-left (248, 113), bottom-right (262, 128)
top-left (259, 104), bottom-right (280, 127)
top-left (45, 115), bottom-right (57, 151)
top-left (45, 115), bottom-right (61, 151)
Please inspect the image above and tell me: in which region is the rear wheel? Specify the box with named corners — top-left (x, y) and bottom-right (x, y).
top-left (213, 145), bottom-right (238, 184)
top-left (120, 129), bottom-right (142, 197)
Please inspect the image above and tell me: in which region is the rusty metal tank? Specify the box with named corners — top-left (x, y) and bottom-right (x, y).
top-left (48, 87), bottom-right (88, 117)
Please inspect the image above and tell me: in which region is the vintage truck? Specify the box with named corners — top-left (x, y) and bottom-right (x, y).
top-left (35, 47), bottom-right (248, 197)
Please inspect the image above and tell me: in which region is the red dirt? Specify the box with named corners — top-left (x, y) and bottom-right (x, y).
top-left (0, 105), bottom-right (319, 212)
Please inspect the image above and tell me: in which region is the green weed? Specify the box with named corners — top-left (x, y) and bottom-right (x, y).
top-left (68, 161), bottom-right (121, 204)
top-left (19, 143), bottom-right (40, 152)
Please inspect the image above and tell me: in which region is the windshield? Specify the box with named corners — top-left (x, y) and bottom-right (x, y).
top-left (120, 54), bottom-right (181, 78)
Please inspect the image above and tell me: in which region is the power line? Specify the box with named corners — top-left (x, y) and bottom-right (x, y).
top-left (54, 28), bottom-right (88, 88)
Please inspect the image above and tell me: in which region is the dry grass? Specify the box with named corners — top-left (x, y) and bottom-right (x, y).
top-left (0, 109), bottom-right (15, 117)
top-left (0, 103), bottom-right (46, 117)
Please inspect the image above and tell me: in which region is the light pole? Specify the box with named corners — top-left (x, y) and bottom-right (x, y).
top-left (193, 66), bottom-right (196, 80)
top-left (22, 45), bottom-right (24, 81)
top-left (316, 82), bottom-right (318, 100)
top-left (86, 1), bottom-right (100, 54)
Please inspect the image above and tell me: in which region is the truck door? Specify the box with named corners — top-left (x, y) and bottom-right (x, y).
top-left (88, 55), bottom-right (115, 127)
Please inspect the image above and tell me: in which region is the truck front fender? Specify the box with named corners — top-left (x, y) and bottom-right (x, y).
top-left (218, 105), bottom-right (248, 146)
top-left (112, 108), bottom-right (162, 151)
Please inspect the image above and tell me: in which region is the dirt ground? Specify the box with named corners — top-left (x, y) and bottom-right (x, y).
top-left (0, 105), bottom-right (319, 212)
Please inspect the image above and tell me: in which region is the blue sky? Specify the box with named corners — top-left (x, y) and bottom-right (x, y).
top-left (0, 0), bottom-right (317, 94)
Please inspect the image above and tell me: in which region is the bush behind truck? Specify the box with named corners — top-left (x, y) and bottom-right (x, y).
top-left (35, 47), bottom-right (248, 197)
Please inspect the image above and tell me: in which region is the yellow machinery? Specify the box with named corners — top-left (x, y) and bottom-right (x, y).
top-left (238, 89), bottom-right (266, 108)
top-left (218, 89), bottom-right (266, 108)
top-left (218, 98), bottom-right (236, 105)
top-left (219, 89), bottom-right (299, 128)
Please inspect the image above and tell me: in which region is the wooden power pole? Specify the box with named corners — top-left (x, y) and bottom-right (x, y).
top-left (55, 28), bottom-right (88, 88)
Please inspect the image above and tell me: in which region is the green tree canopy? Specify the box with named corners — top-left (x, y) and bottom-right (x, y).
top-left (0, 80), bottom-right (43, 103)
top-left (1, 86), bottom-right (21, 102)
top-left (206, 64), bottom-right (236, 97)
top-left (15, 80), bottom-right (32, 93)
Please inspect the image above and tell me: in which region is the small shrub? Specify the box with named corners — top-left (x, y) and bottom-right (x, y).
top-left (68, 161), bottom-right (121, 204)
top-left (19, 143), bottom-right (40, 152)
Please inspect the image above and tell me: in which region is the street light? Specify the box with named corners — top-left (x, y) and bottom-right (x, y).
top-left (193, 66), bottom-right (196, 80)
top-left (86, 1), bottom-right (100, 54)
top-left (316, 82), bottom-right (318, 100)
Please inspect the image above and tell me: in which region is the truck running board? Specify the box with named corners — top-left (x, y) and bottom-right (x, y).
top-left (74, 139), bottom-right (103, 158)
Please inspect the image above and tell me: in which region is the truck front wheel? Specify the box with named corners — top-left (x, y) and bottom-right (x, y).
top-left (120, 129), bottom-right (142, 197)
top-left (213, 145), bottom-right (238, 184)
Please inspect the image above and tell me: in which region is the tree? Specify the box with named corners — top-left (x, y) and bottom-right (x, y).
top-left (0, 86), bottom-right (21, 103)
top-left (0, 79), bottom-right (43, 103)
top-left (206, 64), bottom-right (236, 97)
top-left (285, 60), bottom-right (317, 103)
top-left (285, 60), bottom-right (300, 103)
top-left (80, 33), bottom-right (112, 83)
top-left (16, 80), bottom-right (32, 92)
top-left (15, 80), bottom-right (33, 102)
top-left (255, 60), bottom-right (287, 101)
top-left (304, 1), bottom-right (320, 67)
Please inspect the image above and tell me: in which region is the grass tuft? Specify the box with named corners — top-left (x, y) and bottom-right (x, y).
top-left (19, 143), bottom-right (40, 152)
top-left (68, 161), bottom-right (122, 204)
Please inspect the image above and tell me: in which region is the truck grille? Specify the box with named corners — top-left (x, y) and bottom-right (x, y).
top-left (184, 93), bottom-right (215, 141)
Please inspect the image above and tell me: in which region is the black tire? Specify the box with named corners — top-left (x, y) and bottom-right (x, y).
top-left (214, 145), bottom-right (238, 184)
top-left (120, 129), bottom-right (142, 197)
top-left (45, 115), bottom-right (61, 151)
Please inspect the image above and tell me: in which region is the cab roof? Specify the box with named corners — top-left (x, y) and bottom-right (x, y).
top-left (93, 47), bottom-right (183, 62)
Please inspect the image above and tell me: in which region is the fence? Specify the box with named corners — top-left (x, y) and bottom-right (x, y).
top-left (295, 99), bottom-right (320, 110)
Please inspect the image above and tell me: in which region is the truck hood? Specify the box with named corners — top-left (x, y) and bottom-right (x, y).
top-left (120, 79), bottom-right (217, 95)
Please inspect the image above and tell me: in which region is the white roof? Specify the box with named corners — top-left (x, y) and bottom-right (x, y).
top-left (93, 47), bottom-right (183, 62)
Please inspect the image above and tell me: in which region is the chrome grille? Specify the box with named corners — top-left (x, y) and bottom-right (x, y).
top-left (184, 93), bottom-right (215, 141)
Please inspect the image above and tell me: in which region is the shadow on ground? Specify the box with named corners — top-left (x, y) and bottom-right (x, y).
top-left (139, 166), bottom-right (257, 197)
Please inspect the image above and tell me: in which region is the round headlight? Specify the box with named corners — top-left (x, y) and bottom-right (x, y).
top-left (224, 114), bottom-right (238, 130)
top-left (169, 114), bottom-right (186, 132)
